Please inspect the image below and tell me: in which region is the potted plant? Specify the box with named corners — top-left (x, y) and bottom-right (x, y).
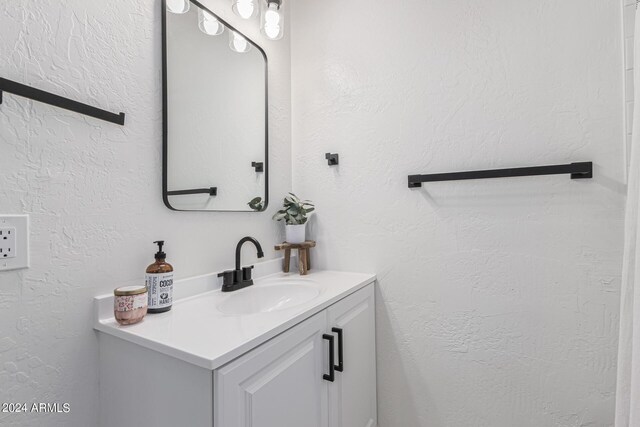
top-left (272, 193), bottom-right (315, 243)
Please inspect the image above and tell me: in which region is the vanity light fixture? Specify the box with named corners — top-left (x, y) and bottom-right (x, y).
top-left (168, 0), bottom-right (283, 49)
top-left (198, 8), bottom-right (225, 36)
top-left (166, 0), bottom-right (190, 14)
top-left (231, 0), bottom-right (257, 19)
top-left (229, 31), bottom-right (252, 53)
top-left (261, 0), bottom-right (283, 40)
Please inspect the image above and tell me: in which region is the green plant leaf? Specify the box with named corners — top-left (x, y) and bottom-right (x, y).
top-left (272, 211), bottom-right (287, 221)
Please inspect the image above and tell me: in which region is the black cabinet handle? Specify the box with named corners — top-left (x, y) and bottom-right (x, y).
top-left (322, 334), bottom-right (335, 382)
top-left (332, 327), bottom-right (344, 372)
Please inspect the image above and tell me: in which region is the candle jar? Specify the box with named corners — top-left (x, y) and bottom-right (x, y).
top-left (114, 286), bottom-right (148, 325)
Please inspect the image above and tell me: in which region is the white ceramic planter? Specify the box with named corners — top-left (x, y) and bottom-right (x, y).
top-left (285, 224), bottom-right (306, 244)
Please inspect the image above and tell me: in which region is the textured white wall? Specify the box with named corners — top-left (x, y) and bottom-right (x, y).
top-left (0, 0), bottom-right (290, 426)
top-left (291, 1), bottom-right (625, 426)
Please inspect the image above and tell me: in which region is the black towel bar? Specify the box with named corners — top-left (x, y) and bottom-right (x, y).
top-left (0, 77), bottom-right (125, 125)
top-left (167, 187), bottom-right (218, 196)
top-left (408, 162), bottom-right (593, 188)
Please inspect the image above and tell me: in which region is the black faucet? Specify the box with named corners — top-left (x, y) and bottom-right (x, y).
top-left (218, 236), bottom-right (264, 292)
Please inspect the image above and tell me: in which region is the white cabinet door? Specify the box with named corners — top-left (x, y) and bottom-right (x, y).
top-left (327, 285), bottom-right (377, 427)
top-left (215, 311), bottom-right (330, 427)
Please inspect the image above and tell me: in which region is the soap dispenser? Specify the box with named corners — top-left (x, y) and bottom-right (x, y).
top-left (145, 240), bottom-right (174, 313)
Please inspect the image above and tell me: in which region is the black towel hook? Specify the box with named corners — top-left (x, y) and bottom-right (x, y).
top-left (325, 153), bottom-right (339, 166)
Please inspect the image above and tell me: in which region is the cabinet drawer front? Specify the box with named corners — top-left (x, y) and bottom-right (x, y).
top-left (215, 311), bottom-right (329, 427)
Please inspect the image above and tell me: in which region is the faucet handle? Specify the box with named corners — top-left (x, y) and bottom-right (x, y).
top-left (217, 270), bottom-right (235, 286)
top-left (242, 265), bottom-right (254, 281)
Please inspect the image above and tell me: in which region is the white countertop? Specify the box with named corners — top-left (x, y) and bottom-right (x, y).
top-left (94, 268), bottom-right (376, 370)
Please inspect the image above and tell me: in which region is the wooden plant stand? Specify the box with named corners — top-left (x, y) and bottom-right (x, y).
top-left (274, 241), bottom-right (316, 275)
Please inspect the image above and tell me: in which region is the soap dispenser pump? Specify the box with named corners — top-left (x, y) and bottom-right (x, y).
top-left (145, 240), bottom-right (174, 313)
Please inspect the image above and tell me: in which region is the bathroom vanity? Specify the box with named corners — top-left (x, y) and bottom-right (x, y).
top-left (94, 264), bottom-right (377, 427)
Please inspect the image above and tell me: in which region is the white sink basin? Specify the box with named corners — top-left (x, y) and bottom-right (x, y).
top-left (217, 283), bottom-right (321, 315)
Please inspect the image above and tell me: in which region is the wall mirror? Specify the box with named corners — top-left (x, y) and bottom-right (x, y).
top-left (162, 0), bottom-right (268, 212)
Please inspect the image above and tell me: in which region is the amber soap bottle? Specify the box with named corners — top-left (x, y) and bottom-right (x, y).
top-left (145, 240), bottom-right (174, 313)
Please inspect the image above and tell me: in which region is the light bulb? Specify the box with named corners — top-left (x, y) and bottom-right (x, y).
top-left (167, 0), bottom-right (190, 14)
top-left (265, 9), bottom-right (280, 26)
top-left (261, 0), bottom-right (283, 40)
top-left (232, 0), bottom-right (256, 19)
top-left (264, 9), bottom-right (280, 39)
top-left (229, 31), bottom-right (251, 53)
top-left (198, 8), bottom-right (224, 36)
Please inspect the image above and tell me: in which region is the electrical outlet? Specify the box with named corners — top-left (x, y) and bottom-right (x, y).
top-left (0, 228), bottom-right (16, 259)
top-left (0, 215), bottom-right (29, 271)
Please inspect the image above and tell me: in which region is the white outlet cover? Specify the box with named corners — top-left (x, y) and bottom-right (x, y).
top-left (0, 215), bottom-right (29, 271)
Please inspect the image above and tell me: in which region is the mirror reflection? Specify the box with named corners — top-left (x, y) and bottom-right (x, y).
top-left (163, 1), bottom-right (268, 212)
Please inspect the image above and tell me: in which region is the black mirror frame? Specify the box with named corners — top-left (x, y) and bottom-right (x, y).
top-left (161, 0), bottom-right (269, 212)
